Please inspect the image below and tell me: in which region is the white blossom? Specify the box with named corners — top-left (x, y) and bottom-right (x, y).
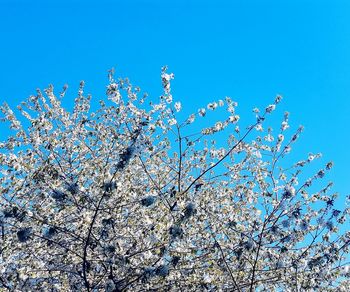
top-left (174, 101), bottom-right (181, 112)
top-left (168, 118), bottom-right (177, 125)
top-left (281, 121), bottom-right (289, 131)
top-left (198, 108), bottom-right (206, 117)
top-left (214, 121), bottom-right (224, 131)
top-left (266, 104), bottom-right (276, 113)
top-left (186, 114), bottom-right (195, 124)
top-left (207, 102), bottom-right (218, 110)
top-left (0, 69), bottom-right (347, 291)
top-left (229, 115), bottom-right (240, 123)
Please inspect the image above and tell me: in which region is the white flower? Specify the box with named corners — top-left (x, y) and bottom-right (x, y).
top-left (283, 185), bottom-right (295, 197)
top-left (165, 94), bottom-right (173, 103)
top-left (255, 124), bottom-right (263, 131)
top-left (174, 102), bottom-right (181, 112)
top-left (156, 119), bottom-right (165, 129)
top-left (308, 153), bottom-right (315, 161)
top-left (168, 118), bottom-right (177, 126)
top-left (207, 102), bottom-right (218, 110)
top-left (153, 103), bottom-right (166, 111)
top-left (107, 83), bottom-right (121, 103)
top-left (326, 161), bottom-right (334, 170)
top-left (148, 124), bottom-right (156, 132)
top-left (264, 134), bottom-right (274, 142)
top-left (225, 96), bottom-right (232, 103)
top-left (281, 121), bottom-right (289, 131)
top-left (228, 105), bottom-right (235, 113)
top-left (186, 114), bottom-right (195, 124)
top-left (201, 128), bottom-right (213, 135)
top-left (275, 94), bottom-right (283, 103)
top-left (161, 72), bottom-right (174, 81)
top-left (198, 108), bottom-right (206, 117)
top-left (229, 115), bottom-right (240, 123)
top-left (215, 121), bottom-right (224, 131)
top-left (266, 104), bottom-right (276, 113)
top-left (284, 146), bottom-right (291, 154)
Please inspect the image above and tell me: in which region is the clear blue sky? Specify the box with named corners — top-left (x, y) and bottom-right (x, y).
top-left (0, 0), bottom-right (349, 202)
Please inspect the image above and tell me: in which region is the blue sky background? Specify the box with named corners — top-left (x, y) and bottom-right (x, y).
top-left (0, 0), bottom-right (349, 204)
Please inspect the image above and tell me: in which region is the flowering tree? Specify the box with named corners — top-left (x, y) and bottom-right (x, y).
top-left (0, 68), bottom-right (349, 291)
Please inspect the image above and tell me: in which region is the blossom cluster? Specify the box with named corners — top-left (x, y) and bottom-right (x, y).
top-left (0, 69), bottom-right (349, 291)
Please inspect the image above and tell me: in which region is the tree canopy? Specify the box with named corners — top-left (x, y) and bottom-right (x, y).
top-left (0, 68), bottom-right (349, 291)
